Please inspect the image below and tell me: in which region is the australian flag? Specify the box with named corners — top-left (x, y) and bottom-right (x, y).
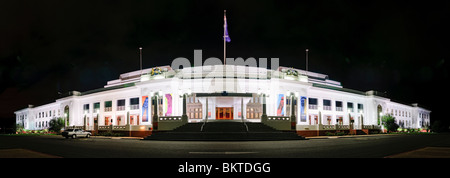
top-left (224, 15), bottom-right (231, 42)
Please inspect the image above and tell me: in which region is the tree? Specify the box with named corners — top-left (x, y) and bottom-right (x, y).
top-left (431, 120), bottom-right (446, 133)
top-left (49, 117), bottom-right (65, 133)
top-left (381, 114), bottom-right (399, 133)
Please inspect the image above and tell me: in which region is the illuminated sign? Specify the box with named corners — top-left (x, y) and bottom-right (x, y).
top-left (300, 96), bottom-right (306, 122)
top-left (142, 96), bottom-right (149, 122)
top-left (277, 94), bottom-right (285, 116)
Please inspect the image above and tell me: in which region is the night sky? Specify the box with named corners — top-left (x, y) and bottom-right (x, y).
top-left (1, 0), bottom-right (449, 127)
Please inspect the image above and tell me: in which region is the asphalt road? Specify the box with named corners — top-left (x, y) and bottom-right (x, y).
top-left (2, 133), bottom-right (450, 158)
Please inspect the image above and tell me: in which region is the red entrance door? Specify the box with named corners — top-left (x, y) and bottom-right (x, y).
top-left (216, 107), bottom-right (233, 120)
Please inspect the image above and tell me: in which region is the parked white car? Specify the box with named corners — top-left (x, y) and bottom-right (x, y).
top-left (62, 129), bottom-right (91, 139)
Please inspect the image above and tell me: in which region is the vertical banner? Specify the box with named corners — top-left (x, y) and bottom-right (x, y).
top-left (277, 94), bottom-right (285, 116)
top-left (142, 96), bottom-right (149, 122)
top-left (164, 94), bottom-right (172, 116)
top-left (300, 96), bottom-right (307, 122)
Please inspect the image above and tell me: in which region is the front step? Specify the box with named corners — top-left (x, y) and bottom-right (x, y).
top-left (144, 132), bottom-right (304, 141)
top-left (144, 122), bottom-right (305, 141)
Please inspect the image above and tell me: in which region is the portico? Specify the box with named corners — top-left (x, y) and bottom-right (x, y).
top-left (195, 93), bottom-right (254, 121)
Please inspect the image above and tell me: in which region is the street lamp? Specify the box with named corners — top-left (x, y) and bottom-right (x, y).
top-left (286, 91), bottom-right (296, 130)
top-left (180, 89), bottom-right (191, 123)
top-left (64, 113), bottom-right (68, 129)
top-left (258, 90), bottom-right (268, 123)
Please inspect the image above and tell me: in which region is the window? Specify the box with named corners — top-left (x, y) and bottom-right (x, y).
top-left (194, 108), bottom-right (199, 118)
top-left (335, 101), bottom-right (343, 111)
top-left (308, 98), bottom-right (318, 109)
top-left (117, 99), bottom-right (125, 111)
top-left (358, 103), bottom-right (363, 113)
top-left (84, 104), bottom-right (89, 113)
top-left (130, 98), bottom-right (139, 110)
top-left (94, 102), bottom-right (100, 113)
top-left (347, 102), bottom-right (353, 112)
top-left (323, 99), bottom-right (331, 110)
top-left (105, 101), bottom-right (112, 112)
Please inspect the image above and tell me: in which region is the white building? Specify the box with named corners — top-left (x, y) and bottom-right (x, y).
top-left (14, 65), bottom-right (431, 137)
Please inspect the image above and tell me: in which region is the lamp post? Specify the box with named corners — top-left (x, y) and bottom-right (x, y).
top-left (318, 106), bottom-right (322, 136)
top-left (359, 110), bottom-right (364, 130)
top-left (64, 113), bottom-right (68, 130)
top-left (181, 90), bottom-right (190, 123)
top-left (379, 112), bottom-right (384, 132)
top-left (286, 91), bottom-right (296, 130)
top-left (260, 92), bottom-right (268, 123)
top-left (152, 92), bottom-right (159, 131)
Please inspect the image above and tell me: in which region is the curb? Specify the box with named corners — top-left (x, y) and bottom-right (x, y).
top-left (91, 136), bottom-right (143, 140)
top-left (305, 134), bottom-right (388, 139)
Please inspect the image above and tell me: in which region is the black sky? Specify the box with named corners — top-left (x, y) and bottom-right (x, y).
top-left (1, 0), bottom-right (449, 125)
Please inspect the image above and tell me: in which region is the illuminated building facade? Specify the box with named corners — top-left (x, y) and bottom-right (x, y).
top-left (14, 65), bottom-right (431, 137)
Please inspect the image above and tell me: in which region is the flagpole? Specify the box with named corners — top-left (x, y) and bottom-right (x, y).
top-left (224, 10), bottom-right (227, 65)
top-left (223, 10), bottom-right (227, 92)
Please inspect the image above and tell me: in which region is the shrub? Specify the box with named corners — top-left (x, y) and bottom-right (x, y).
top-left (431, 120), bottom-right (447, 133)
top-left (381, 114), bottom-right (399, 133)
top-left (48, 118), bottom-right (65, 133)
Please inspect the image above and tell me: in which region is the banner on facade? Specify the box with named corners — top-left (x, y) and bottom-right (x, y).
top-left (142, 96), bottom-right (149, 122)
top-left (300, 96), bottom-right (307, 122)
top-left (277, 94), bottom-right (285, 116)
top-left (164, 94), bottom-right (172, 116)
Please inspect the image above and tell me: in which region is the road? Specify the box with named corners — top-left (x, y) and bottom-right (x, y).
top-left (2, 133), bottom-right (450, 158)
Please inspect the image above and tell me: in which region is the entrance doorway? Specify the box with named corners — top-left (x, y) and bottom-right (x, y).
top-left (309, 115), bottom-right (318, 125)
top-left (216, 107), bottom-right (233, 120)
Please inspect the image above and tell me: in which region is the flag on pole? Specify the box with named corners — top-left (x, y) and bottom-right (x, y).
top-left (224, 14), bottom-right (231, 42)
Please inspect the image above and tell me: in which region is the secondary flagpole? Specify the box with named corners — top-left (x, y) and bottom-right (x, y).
top-left (305, 48), bottom-right (309, 74)
top-left (139, 47), bottom-right (143, 75)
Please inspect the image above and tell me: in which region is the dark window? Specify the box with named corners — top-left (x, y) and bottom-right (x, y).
top-left (94, 102), bottom-right (100, 109)
top-left (323, 99), bottom-right (331, 106)
top-left (84, 104), bottom-right (89, 110)
top-left (347, 102), bottom-right (354, 112)
top-left (130, 98), bottom-right (139, 105)
top-left (358, 103), bottom-right (363, 111)
top-left (308, 98), bottom-right (318, 105)
top-left (117, 99), bottom-right (125, 106)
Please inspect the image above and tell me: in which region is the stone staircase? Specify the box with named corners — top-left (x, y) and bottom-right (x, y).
top-left (144, 121), bottom-right (305, 141)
